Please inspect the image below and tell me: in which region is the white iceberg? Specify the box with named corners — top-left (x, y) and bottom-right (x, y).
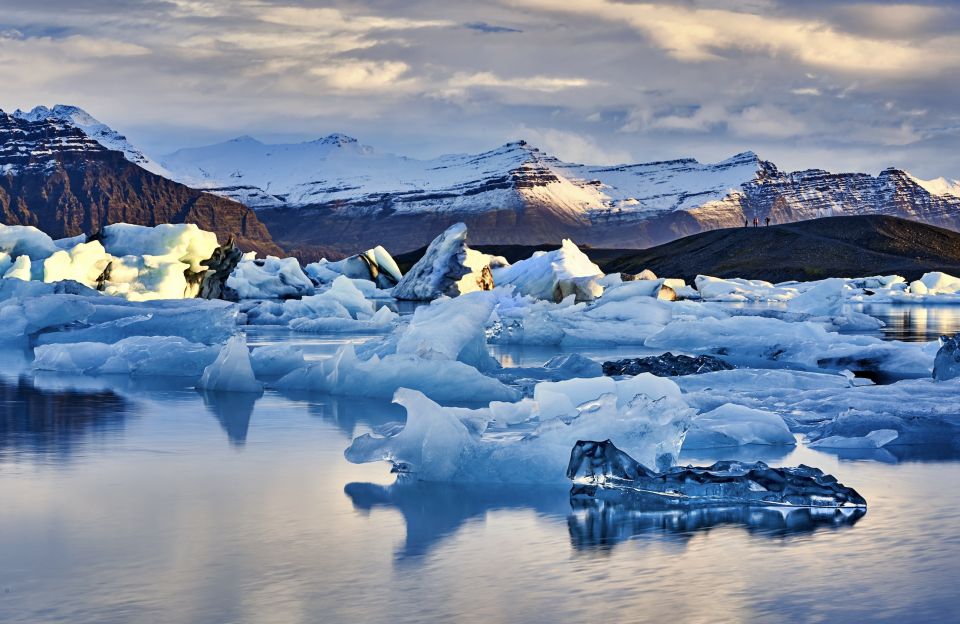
top-left (492, 239), bottom-right (603, 302)
top-left (344, 379), bottom-right (693, 483)
top-left (197, 335), bottom-right (263, 393)
top-left (227, 255), bottom-right (315, 299)
top-left (683, 403), bottom-right (796, 449)
top-left (33, 336), bottom-right (219, 376)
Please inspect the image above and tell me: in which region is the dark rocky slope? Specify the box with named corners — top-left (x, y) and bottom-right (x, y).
top-left (603, 215), bottom-right (960, 283)
top-left (0, 111), bottom-right (280, 255)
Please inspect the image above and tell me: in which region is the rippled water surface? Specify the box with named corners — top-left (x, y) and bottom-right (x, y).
top-left (2, 310), bottom-right (959, 623)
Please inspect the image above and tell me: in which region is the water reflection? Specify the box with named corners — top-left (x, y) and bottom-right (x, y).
top-left (282, 391), bottom-right (406, 439)
top-left (853, 303), bottom-right (960, 342)
top-left (0, 374), bottom-right (131, 461)
top-left (568, 497), bottom-right (866, 550)
top-left (344, 477), bottom-right (569, 562)
top-left (200, 390), bottom-right (259, 447)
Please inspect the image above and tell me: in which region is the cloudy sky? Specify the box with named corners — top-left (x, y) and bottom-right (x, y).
top-left (1, 0), bottom-right (958, 177)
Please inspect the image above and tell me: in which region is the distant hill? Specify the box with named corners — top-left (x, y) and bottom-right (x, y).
top-left (393, 216), bottom-right (960, 283)
top-left (602, 215), bottom-right (960, 283)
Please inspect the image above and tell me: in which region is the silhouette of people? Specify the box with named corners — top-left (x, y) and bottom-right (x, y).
top-left (753, 217), bottom-right (759, 227)
top-left (765, 216), bottom-right (771, 226)
top-left (744, 219), bottom-right (748, 227)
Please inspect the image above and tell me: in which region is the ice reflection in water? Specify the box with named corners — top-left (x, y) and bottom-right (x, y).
top-left (568, 498), bottom-right (866, 549)
top-left (852, 303), bottom-right (960, 342)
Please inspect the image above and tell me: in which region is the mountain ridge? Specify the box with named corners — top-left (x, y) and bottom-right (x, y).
top-left (0, 108), bottom-right (280, 255)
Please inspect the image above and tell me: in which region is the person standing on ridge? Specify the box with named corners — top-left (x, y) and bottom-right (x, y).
top-left (744, 219), bottom-right (748, 227)
top-left (753, 217), bottom-right (759, 227)
top-left (765, 216), bottom-right (771, 226)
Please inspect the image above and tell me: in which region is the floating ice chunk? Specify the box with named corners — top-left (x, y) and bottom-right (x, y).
top-left (277, 346), bottom-right (519, 403)
top-left (695, 275), bottom-right (793, 301)
top-left (785, 278), bottom-right (845, 316)
top-left (34, 298), bottom-right (238, 345)
top-left (808, 429), bottom-right (898, 449)
top-left (0, 224), bottom-right (58, 259)
top-left (53, 234), bottom-right (88, 250)
top-left (308, 246), bottom-right (403, 289)
top-left (42, 241), bottom-right (111, 286)
top-left (645, 315), bottom-right (931, 377)
top-left (344, 386), bottom-right (693, 483)
top-left (197, 335), bottom-right (263, 393)
top-left (396, 291), bottom-right (497, 369)
top-left (683, 404), bottom-right (795, 449)
top-left (908, 272), bottom-right (960, 295)
top-left (33, 336), bottom-right (219, 376)
top-left (100, 223), bottom-right (219, 273)
top-left (245, 275), bottom-right (397, 332)
top-left (602, 352), bottom-right (733, 377)
top-left (227, 255), bottom-right (314, 299)
top-left (933, 335), bottom-right (960, 381)
top-left (567, 439), bottom-right (866, 508)
top-left (492, 239), bottom-right (603, 302)
top-left (392, 223), bottom-right (493, 300)
top-left (0, 294), bottom-right (96, 343)
top-left (250, 344), bottom-right (305, 377)
top-left (3, 255), bottom-right (32, 281)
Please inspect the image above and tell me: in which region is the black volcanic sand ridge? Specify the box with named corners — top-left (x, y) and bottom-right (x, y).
top-left (390, 216), bottom-right (960, 283)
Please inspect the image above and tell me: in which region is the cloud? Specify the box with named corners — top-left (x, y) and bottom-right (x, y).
top-left (513, 0), bottom-right (960, 74)
top-left (447, 71), bottom-right (591, 92)
top-left (517, 126), bottom-right (632, 164)
top-left (0, 0), bottom-right (958, 178)
top-left (310, 60), bottom-right (413, 91)
top-left (464, 22), bottom-right (522, 34)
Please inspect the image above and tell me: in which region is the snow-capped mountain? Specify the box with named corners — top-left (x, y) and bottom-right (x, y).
top-left (160, 134), bottom-right (960, 254)
top-left (13, 105), bottom-right (172, 178)
top-left (5, 102), bottom-right (959, 257)
top-left (0, 107), bottom-right (278, 254)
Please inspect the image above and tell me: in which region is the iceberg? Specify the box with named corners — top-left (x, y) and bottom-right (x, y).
top-left (602, 352), bottom-right (733, 377)
top-left (492, 239), bottom-right (603, 302)
top-left (567, 439), bottom-right (866, 508)
top-left (933, 334), bottom-right (960, 381)
top-left (244, 275), bottom-right (397, 332)
top-left (344, 378), bottom-right (693, 483)
top-left (277, 346), bottom-right (519, 402)
top-left (227, 255), bottom-right (315, 300)
top-left (645, 315), bottom-right (932, 378)
top-left (250, 344), bottom-right (306, 378)
top-left (306, 245), bottom-right (402, 289)
top-left (682, 404), bottom-right (795, 449)
top-left (392, 223), bottom-right (493, 300)
top-left (197, 335), bottom-right (263, 393)
top-left (908, 272), bottom-right (960, 296)
top-left (808, 429), bottom-right (899, 449)
top-left (33, 336), bottom-right (219, 376)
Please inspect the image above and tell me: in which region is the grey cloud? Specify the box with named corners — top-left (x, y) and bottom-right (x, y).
top-left (0, 0), bottom-right (956, 178)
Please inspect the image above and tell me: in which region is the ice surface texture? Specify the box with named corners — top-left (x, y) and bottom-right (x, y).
top-left (492, 239), bottom-right (603, 302)
top-left (344, 374), bottom-right (693, 483)
top-left (392, 223), bottom-right (493, 300)
top-left (933, 335), bottom-right (960, 381)
top-left (567, 439), bottom-right (867, 508)
top-left (197, 335), bottom-right (263, 393)
top-left (602, 353), bottom-right (733, 377)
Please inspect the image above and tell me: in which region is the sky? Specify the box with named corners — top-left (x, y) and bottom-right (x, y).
top-left (0, 0), bottom-right (958, 178)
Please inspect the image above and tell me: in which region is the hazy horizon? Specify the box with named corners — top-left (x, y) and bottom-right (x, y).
top-left (2, 0), bottom-right (959, 178)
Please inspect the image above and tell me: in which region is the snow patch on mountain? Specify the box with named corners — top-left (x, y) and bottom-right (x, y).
top-left (12, 105), bottom-right (172, 177)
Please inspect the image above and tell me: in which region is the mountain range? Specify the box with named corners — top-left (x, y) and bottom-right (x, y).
top-left (3, 104), bottom-right (960, 258)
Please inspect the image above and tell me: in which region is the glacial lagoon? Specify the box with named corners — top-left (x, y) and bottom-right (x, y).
top-left (2, 311), bottom-right (960, 624)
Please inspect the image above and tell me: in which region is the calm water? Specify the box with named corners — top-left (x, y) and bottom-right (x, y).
top-left (2, 307), bottom-right (960, 624)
